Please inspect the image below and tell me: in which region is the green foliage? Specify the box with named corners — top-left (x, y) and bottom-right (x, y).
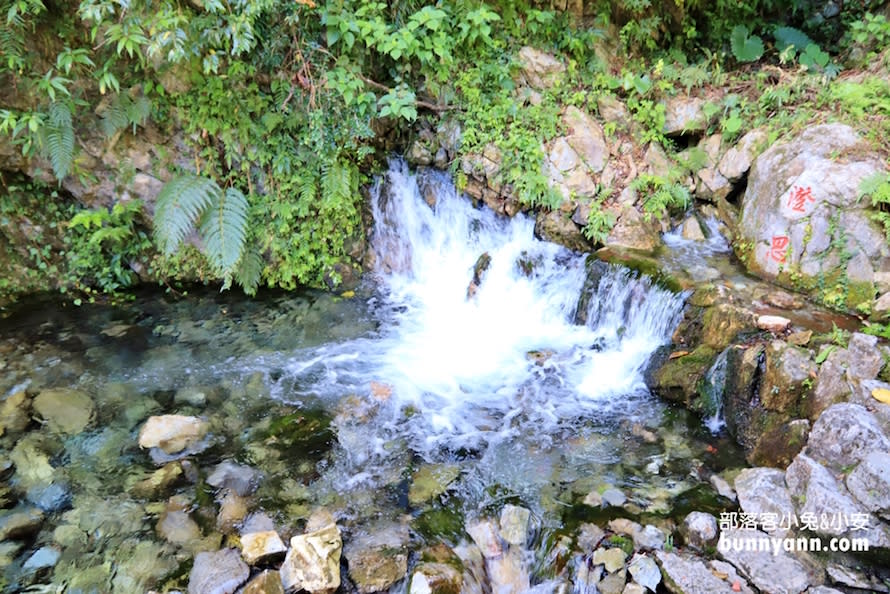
top-left (773, 26), bottom-right (814, 53)
top-left (730, 26), bottom-right (764, 63)
top-left (154, 174), bottom-right (257, 293)
top-left (845, 12), bottom-right (890, 62)
top-left (582, 190), bottom-right (616, 245)
top-left (99, 90), bottom-right (151, 137)
top-left (863, 323), bottom-right (890, 340)
top-left (41, 102), bottom-right (75, 180)
top-left (859, 172), bottom-right (890, 247)
top-left (68, 200), bottom-right (151, 294)
top-left (631, 174), bottom-right (690, 222)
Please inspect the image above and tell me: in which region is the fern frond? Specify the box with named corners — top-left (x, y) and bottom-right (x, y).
top-left (321, 159), bottom-right (353, 208)
top-left (234, 245), bottom-right (264, 296)
top-left (43, 102), bottom-right (74, 180)
top-left (199, 186), bottom-right (249, 278)
top-left (99, 95), bottom-right (128, 137)
top-left (126, 95), bottom-right (151, 131)
top-left (153, 174), bottom-right (219, 254)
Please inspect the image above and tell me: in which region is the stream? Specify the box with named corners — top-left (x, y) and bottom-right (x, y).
top-left (0, 160), bottom-right (749, 592)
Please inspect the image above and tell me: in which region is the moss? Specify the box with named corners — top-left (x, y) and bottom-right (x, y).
top-left (653, 345), bottom-right (718, 406)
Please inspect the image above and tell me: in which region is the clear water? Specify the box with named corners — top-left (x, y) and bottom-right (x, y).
top-left (0, 161), bottom-right (742, 592)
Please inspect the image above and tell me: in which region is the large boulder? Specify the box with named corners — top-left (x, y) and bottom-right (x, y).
top-left (517, 47), bottom-right (565, 90)
top-left (806, 403), bottom-right (890, 472)
top-left (738, 124), bottom-right (890, 310)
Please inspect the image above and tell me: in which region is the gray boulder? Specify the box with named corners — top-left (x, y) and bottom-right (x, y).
top-left (734, 468), bottom-right (795, 535)
top-left (655, 551), bottom-right (739, 593)
top-left (846, 450), bottom-right (890, 520)
top-left (717, 528), bottom-right (812, 594)
top-left (738, 123), bottom-right (889, 308)
top-left (806, 403), bottom-right (890, 472)
top-left (187, 548), bottom-right (249, 594)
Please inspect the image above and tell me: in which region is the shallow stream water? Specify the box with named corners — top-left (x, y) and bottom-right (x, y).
top-left (0, 161), bottom-right (746, 592)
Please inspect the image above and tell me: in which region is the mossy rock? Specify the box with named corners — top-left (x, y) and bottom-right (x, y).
top-left (652, 345), bottom-right (717, 405)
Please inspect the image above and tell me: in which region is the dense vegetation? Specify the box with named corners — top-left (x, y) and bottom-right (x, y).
top-left (1, 0), bottom-right (889, 303)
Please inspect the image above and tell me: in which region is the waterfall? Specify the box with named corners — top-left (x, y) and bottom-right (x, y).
top-left (280, 159), bottom-right (688, 460)
top-left (702, 348), bottom-right (730, 433)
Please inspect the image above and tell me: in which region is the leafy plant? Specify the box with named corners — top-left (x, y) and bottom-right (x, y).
top-left (41, 102), bottom-right (75, 180)
top-left (153, 174), bottom-right (257, 294)
top-left (859, 172), bottom-right (890, 246)
top-left (730, 26), bottom-right (764, 63)
top-left (631, 174), bottom-right (690, 222)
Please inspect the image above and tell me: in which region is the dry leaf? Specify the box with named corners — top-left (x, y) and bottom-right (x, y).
top-left (668, 350), bottom-right (690, 359)
top-left (872, 387), bottom-right (890, 404)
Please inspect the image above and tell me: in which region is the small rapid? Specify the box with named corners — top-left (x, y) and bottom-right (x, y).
top-left (275, 160), bottom-right (688, 462)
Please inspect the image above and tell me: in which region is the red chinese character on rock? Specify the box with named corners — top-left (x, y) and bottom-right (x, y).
top-left (787, 185), bottom-right (814, 213)
top-left (770, 235), bottom-right (789, 263)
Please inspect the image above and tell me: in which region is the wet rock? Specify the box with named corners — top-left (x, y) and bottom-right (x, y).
top-left (499, 504), bottom-right (530, 547)
top-left (653, 345), bottom-right (717, 405)
top-left (759, 340), bottom-right (816, 413)
top-left (608, 518), bottom-right (641, 537)
top-left (696, 167), bottom-right (732, 202)
top-left (518, 46), bottom-right (565, 89)
top-left (112, 539), bottom-right (178, 592)
top-left (873, 291), bottom-right (890, 321)
top-left (131, 461), bottom-right (184, 499)
top-left (466, 518), bottom-right (503, 558)
top-left (718, 128), bottom-right (767, 182)
top-left (734, 468), bottom-right (795, 535)
top-left (534, 209), bottom-right (590, 253)
top-left (344, 523), bottom-right (410, 594)
top-left (622, 584), bottom-right (645, 594)
top-left (808, 587), bottom-right (844, 594)
top-left (32, 388), bottom-right (94, 434)
top-left (409, 464), bottom-right (460, 506)
top-left (577, 523), bottom-right (606, 551)
top-left (188, 548), bottom-right (249, 594)
top-left (633, 525), bottom-right (665, 551)
top-left (240, 530), bottom-right (287, 565)
top-left (175, 386), bottom-right (210, 407)
top-left (601, 488), bottom-right (627, 507)
top-left (680, 216), bottom-right (706, 241)
top-left (409, 562), bottom-right (462, 594)
top-left (710, 474), bottom-right (736, 501)
top-left (656, 550), bottom-right (739, 593)
top-left (846, 450), bottom-right (890, 519)
top-left (717, 528), bottom-right (811, 594)
top-left (662, 96), bottom-right (707, 136)
top-left (786, 454), bottom-right (869, 537)
top-left (207, 461), bottom-right (260, 497)
top-left (749, 418), bottom-right (810, 468)
top-left (157, 507), bottom-right (202, 546)
top-left (217, 490), bottom-right (250, 533)
top-left (280, 519), bottom-right (342, 593)
top-left (241, 570), bottom-right (285, 594)
top-left (680, 512), bottom-right (718, 550)
top-left (627, 553), bottom-right (660, 592)
top-left (806, 403), bottom-right (890, 472)
top-left (0, 505), bottom-right (44, 540)
top-left (0, 541), bottom-right (22, 567)
top-left (597, 568), bottom-right (626, 594)
top-left (593, 547), bottom-right (626, 573)
top-left (0, 390), bottom-right (31, 437)
top-left (22, 545), bottom-right (60, 572)
top-left (138, 414), bottom-right (209, 455)
top-left (487, 547), bottom-right (530, 593)
top-left (709, 560), bottom-right (755, 594)
top-left (701, 304), bottom-right (755, 350)
top-left (756, 315), bottom-right (791, 333)
top-left (604, 207), bottom-right (662, 253)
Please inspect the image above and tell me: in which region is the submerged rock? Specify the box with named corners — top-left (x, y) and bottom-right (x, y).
top-left (409, 562), bottom-right (462, 594)
top-left (130, 461), bottom-right (184, 499)
top-left (409, 464), bottom-right (460, 506)
top-left (0, 390), bottom-right (31, 437)
top-left (138, 414), bottom-right (209, 455)
top-left (0, 505), bottom-right (44, 540)
top-left (499, 504), bottom-right (530, 547)
top-left (32, 388), bottom-right (94, 434)
top-left (280, 519), bottom-right (342, 593)
top-left (207, 460), bottom-right (261, 497)
top-left (188, 548), bottom-right (249, 594)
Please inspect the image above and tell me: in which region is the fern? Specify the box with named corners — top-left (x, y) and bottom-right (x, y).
top-left (234, 246), bottom-right (264, 295)
top-left (199, 186), bottom-right (249, 280)
top-left (321, 159), bottom-right (353, 208)
top-left (153, 175), bottom-right (218, 254)
top-left (42, 102), bottom-right (74, 180)
top-left (99, 92), bottom-right (151, 137)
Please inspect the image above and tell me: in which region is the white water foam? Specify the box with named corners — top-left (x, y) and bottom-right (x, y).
top-left (269, 160), bottom-right (688, 461)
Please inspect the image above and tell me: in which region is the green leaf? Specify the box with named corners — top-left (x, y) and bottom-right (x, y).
top-left (773, 26), bottom-right (813, 52)
top-left (43, 102), bottom-right (74, 180)
top-left (153, 175), bottom-right (219, 255)
top-left (199, 186), bottom-right (249, 278)
top-left (730, 25), bottom-right (764, 62)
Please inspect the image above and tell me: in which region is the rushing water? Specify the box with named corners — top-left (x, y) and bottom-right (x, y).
top-left (0, 160), bottom-right (743, 592)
